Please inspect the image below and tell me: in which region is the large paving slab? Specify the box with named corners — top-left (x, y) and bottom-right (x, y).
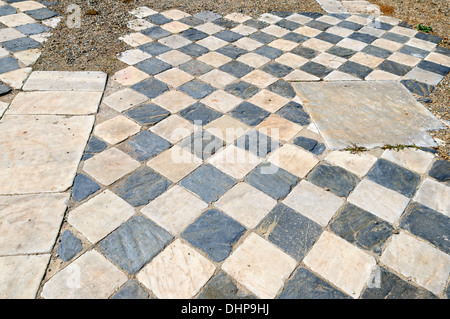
top-left (292, 81), bottom-right (444, 150)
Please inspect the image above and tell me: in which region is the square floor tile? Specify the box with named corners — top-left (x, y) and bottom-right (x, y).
top-left (126, 130), bottom-right (171, 161)
top-left (180, 28), bottom-right (209, 41)
top-left (275, 101), bottom-right (311, 126)
top-left (136, 239), bottom-right (215, 298)
top-left (234, 37), bottom-right (263, 51)
top-left (83, 148), bottom-right (140, 186)
top-left (102, 88), bottom-right (148, 112)
top-left (303, 231), bottom-right (376, 298)
top-left (367, 158), bottom-right (421, 198)
top-left (179, 102), bottom-right (222, 125)
top-left (283, 180), bottom-right (344, 227)
top-left (300, 61), bottom-right (333, 78)
top-left (256, 114), bottom-right (303, 142)
top-left (219, 60), bottom-right (254, 78)
top-left (380, 231), bottom-right (450, 295)
top-left (207, 144), bottom-right (262, 179)
top-left (197, 51), bottom-right (232, 68)
top-left (201, 90), bottom-right (243, 113)
top-left (256, 203), bottom-right (322, 261)
top-left (179, 164), bottom-right (236, 203)
top-left (159, 34), bottom-right (192, 49)
top-left (179, 80), bottom-right (216, 99)
top-left (230, 102), bottom-right (270, 126)
top-left (154, 68), bottom-right (194, 88)
top-left (152, 90), bottom-right (196, 113)
top-left (182, 209), bottom-right (246, 262)
top-left (114, 166), bottom-right (172, 207)
top-left (149, 115), bottom-right (194, 144)
top-left (98, 215), bottom-right (173, 274)
top-left (158, 50), bottom-right (192, 66)
top-left (400, 202), bottom-right (450, 254)
top-left (147, 145), bottom-right (202, 182)
top-left (199, 69), bottom-right (237, 89)
top-left (68, 190), bottom-right (134, 244)
top-left (131, 78), bottom-right (169, 99)
top-left (125, 104), bottom-right (169, 126)
top-left (142, 185), bottom-right (207, 235)
top-left (135, 57), bottom-right (172, 76)
top-left (330, 203), bottom-right (394, 254)
top-left (179, 130), bottom-right (224, 160)
top-left (235, 130), bottom-right (280, 158)
top-left (247, 90), bottom-right (289, 113)
top-left (324, 151), bottom-right (377, 177)
top-left (93, 115), bottom-right (141, 145)
top-left (222, 233), bottom-right (297, 299)
top-left (197, 36), bottom-right (228, 50)
top-left (41, 250), bottom-right (127, 299)
top-left (307, 163), bottom-right (360, 197)
top-left (215, 182), bottom-right (277, 229)
top-left (348, 179), bottom-right (410, 224)
top-left (381, 148), bottom-right (434, 174)
top-left (118, 49), bottom-right (152, 65)
top-left (413, 178), bottom-right (450, 217)
top-left (111, 66), bottom-right (149, 86)
top-left (245, 162), bottom-right (298, 200)
top-left (241, 70), bottom-right (278, 89)
top-left (275, 52), bottom-right (308, 69)
top-left (268, 144), bottom-right (319, 178)
top-left (224, 81), bottom-right (260, 99)
top-left (204, 114), bottom-right (249, 144)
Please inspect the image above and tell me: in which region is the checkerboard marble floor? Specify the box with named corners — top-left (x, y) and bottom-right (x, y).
top-left (0, 6), bottom-right (449, 299)
top-left (0, 0), bottom-right (59, 94)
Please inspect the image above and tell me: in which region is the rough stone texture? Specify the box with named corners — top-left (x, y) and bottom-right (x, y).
top-left (71, 174), bottom-right (100, 202)
top-left (98, 215), bottom-right (173, 274)
top-left (292, 81), bottom-right (443, 150)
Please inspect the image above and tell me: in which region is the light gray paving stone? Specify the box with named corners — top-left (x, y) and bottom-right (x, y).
top-left (292, 81), bottom-right (444, 150)
top-left (7, 91), bottom-right (103, 115)
top-left (0, 254), bottom-right (50, 298)
top-left (22, 71), bottom-right (107, 91)
top-left (0, 193), bottom-right (69, 255)
top-left (0, 115), bottom-right (94, 194)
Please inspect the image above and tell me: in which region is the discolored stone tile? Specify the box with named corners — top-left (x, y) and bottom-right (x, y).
top-left (71, 173), bottom-right (100, 202)
top-left (111, 280), bottom-right (151, 299)
top-left (275, 101), bottom-right (311, 126)
top-left (307, 164), bottom-right (360, 197)
top-left (230, 102), bottom-right (270, 127)
top-left (197, 271), bottom-right (256, 299)
top-left (93, 115), bottom-right (141, 145)
top-left (413, 178), bottom-right (449, 217)
top-left (57, 230), bottom-right (82, 262)
top-left (124, 104), bottom-right (169, 126)
top-left (126, 130), bottom-right (171, 161)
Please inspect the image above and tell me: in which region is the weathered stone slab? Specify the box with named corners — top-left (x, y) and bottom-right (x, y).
top-left (0, 115), bottom-right (94, 194)
top-left (22, 71), bottom-right (107, 92)
top-left (0, 254), bottom-right (50, 298)
top-left (7, 91), bottom-right (103, 114)
top-left (292, 81), bottom-right (443, 150)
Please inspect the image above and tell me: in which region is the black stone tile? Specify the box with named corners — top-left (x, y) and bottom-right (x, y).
top-left (348, 32), bottom-right (377, 44)
top-left (428, 160), bottom-right (450, 182)
top-left (315, 31), bottom-right (343, 44)
top-left (300, 61), bottom-right (333, 79)
top-left (338, 61), bottom-right (373, 79)
top-left (267, 80), bottom-right (296, 98)
top-left (400, 202), bottom-right (450, 254)
top-left (307, 164), bottom-right (360, 197)
top-left (417, 60), bottom-right (450, 76)
top-left (326, 46), bottom-right (357, 59)
top-left (399, 45), bottom-right (429, 59)
top-left (362, 45), bottom-right (393, 59)
top-left (382, 32), bottom-right (410, 44)
top-left (330, 203), bottom-right (394, 254)
top-left (401, 79), bottom-right (435, 97)
top-left (377, 60), bottom-right (412, 76)
top-left (367, 159), bottom-right (421, 197)
top-left (230, 102), bottom-right (270, 126)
